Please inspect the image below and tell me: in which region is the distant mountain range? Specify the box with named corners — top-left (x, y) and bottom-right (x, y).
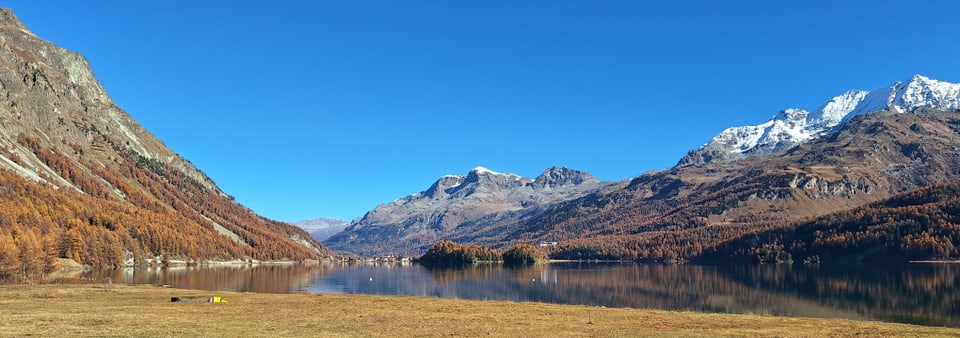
top-left (328, 75), bottom-right (960, 261)
top-left (0, 8), bottom-right (332, 276)
top-left (324, 166), bottom-right (605, 256)
top-left (295, 218), bottom-right (349, 242)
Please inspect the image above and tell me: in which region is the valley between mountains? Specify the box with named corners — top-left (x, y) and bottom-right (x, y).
top-left (1, 5), bottom-right (960, 280)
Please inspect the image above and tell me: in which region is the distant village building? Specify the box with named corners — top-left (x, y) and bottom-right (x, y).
top-left (539, 241), bottom-right (558, 247)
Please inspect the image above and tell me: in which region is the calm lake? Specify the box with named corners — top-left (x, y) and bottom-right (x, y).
top-left (76, 262), bottom-right (960, 328)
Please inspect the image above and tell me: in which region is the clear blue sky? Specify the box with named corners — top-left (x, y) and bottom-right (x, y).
top-left (5, 1), bottom-right (959, 222)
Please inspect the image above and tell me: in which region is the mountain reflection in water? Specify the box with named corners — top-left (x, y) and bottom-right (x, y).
top-left (82, 262), bottom-right (960, 327)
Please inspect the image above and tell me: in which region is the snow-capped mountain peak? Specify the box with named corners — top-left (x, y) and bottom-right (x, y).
top-left (471, 166), bottom-right (496, 175)
top-left (466, 165), bottom-right (525, 182)
top-left (678, 75), bottom-right (960, 167)
top-left (894, 74), bottom-right (960, 111)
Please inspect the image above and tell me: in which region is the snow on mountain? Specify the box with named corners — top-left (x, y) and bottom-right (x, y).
top-left (468, 165), bottom-right (525, 181)
top-left (678, 75), bottom-right (960, 166)
top-left (471, 166), bottom-right (496, 175)
top-left (810, 90), bottom-right (870, 129)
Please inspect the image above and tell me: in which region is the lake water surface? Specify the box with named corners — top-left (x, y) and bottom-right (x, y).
top-left (78, 262), bottom-right (960, 328)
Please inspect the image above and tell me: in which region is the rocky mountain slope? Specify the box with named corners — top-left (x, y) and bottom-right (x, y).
top-left (324, 166), bottom-right (604, 256)
top-left (0, 8), bottom-right (331, 274)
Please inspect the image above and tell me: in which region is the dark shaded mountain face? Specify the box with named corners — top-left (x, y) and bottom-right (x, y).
top-left (0, 8), bottom-right (331, 270)
top-left (324, 166), bottom-right (605, 256)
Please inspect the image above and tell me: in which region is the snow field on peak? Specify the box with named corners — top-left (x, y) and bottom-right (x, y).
top-left (471, 166), bottom-right (496, 175)
top-left (700, 75), bottom-right (960, 160)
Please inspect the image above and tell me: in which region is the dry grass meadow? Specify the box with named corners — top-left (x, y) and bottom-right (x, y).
top-left (0, 284), bottom-right (957, 337)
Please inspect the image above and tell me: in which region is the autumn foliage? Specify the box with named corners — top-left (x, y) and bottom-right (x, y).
top-left (416, 240), bottom-right (501, 267)
top-left (416, 241), bottom-right (551, 267)
top-left (702, 183), bottom-right (960, 264)
top-left (0, 137), bottom-right (330, 282)
top-left (543, 183), bottom-right (960, 264)
top-left (502, 244), bottom-right (547, 266)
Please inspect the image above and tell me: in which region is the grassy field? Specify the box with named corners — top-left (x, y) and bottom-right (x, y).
top-left (0, 284), bottom-right (957, 337)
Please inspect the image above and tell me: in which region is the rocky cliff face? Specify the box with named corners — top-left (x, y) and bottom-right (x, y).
top-left (0, 8), bottom-right (216, 193)
top-left (0, 8), bottom-right (331, 264)
top-left (324, 166), bottom-right (604, 256)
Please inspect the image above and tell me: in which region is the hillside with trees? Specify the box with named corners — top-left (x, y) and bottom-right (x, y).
top-left (702, 183), bottom-right (960, 264)
top-left (0, 133), bottom-right (333, 282)
top-left (539, 183), bottom-right (960, 264)
top-left (0, 8), bottom-right (331, 282)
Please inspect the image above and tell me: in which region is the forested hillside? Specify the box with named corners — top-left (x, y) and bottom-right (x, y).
top-left (0, 8), bottom-right (331, 281)
top-left (0, 131), bottom-right (330, 281)
top-left (702, 183), bottom-right (960, 264)
top-left (541, 183), bottom-right (960, 264)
